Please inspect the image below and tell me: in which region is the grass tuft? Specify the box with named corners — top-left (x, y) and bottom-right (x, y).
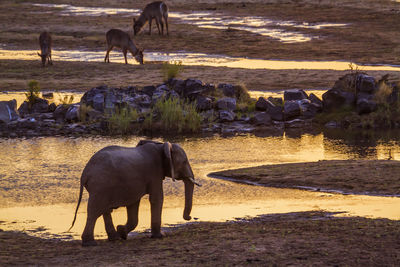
top-left (107, 107), bottom-right (139, 135)
top-left (25, 80), bottom-right (40, 109)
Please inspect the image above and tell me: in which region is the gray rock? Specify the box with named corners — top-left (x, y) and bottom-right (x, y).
top-left (251, 112), bottom-right (272, 126)
top-left (267, 105), bottom-right (284, 121)
top-left (218, 83), bottom-right (235, 97)
top-left (356, 74), bottom-right (376, 94)
top-left (53, 104), bottom-right (70, 122)
top-left (255, 97), bottom-right (274, 111)
top-left (284, 89), bottom-right (308, 101)
top-left (152, 86), bottom-right (169, 103)
top-left (357, 98), bottom-right (377, 115)
top-left (0, 100), bottom-right (19, 123)
top-left (284, 101), bottom-right (301, 120)
top-left (285, 119), bottom-right (306, 128)
top-left (216, 97), bottom-right (236, 111)
top-left (65, 105), bottom-right (80, 122)
top-left (267, 97), bottom-right (283, 106)
top-left (141, 85), bottom-right (156, 97)
top-left (308, 93), bottom-right (323, 110)
top-left (322, 89), bottom-right (355, 111)
top-left (325, 121), bottom-right (340, 128)
top-left (196, 96), bottom-right (213, 111)
top-left (17, 117), bottom-right (38, 129)
top-left (93, 94), bottom-right (105, 112)
top-left (218, 110), bottom-right (235, 122)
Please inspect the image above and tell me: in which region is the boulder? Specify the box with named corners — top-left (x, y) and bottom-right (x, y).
top-left (92, 94), bottom-right (105, 112)
top-left (251, 112), bottom-right (272, 126)
top-left (322, 89), bottom-right (355, 111)
top-left (267, 105), bottom-right (284, 121)
top-left (216, 97), bottom-right (236, 111)
top-left (267, 97), bottom-right (283, 106)
top-left (218, 83), bottom-right (235, 97)
top-left (168, 79), bottom-right (185, 95)
top-left (255, 97), bottom-right (274, 111)
top-left (152, 85), bottom-right (169, 103)
top-left (53, 104), bottom-right (70, 122)
top-left (356, 74), bottom-right (376, 94)
top-left (284, 101), bottom-right (301, 120)
top-left (0, 100), bottom-right (19, 123)
top-left (218, 110), bottom-right (235, 122)
top-left (357, 98), bottom-right (377, 115)
top-left (308, 93), bottom-right (323, 110)
top-left (141, 85), bottom-right (156, 97)
top-left (284, 89), bottom-right (308, 101)
top-left (196, 95), bottom-right (213, 111)
top-left (65, 105), bottom-right (80, 122)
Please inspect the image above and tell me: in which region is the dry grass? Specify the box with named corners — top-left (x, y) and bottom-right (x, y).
top-left (211, 160), bottom-right (400, 195)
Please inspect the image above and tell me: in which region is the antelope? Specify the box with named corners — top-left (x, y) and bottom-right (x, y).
top-left (104, 29), bottom-right (144, 65)
top-left (133, 1), bottom-right (169, 36)
top-left (37, 31), bottom-right (53, 67)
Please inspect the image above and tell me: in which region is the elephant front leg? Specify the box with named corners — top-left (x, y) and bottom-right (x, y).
top-left (103, 212), bottom-right (120, 241)
top-left (149, 190), bottom-right (164, 238)
top-left (117, 200), bottom-right (140, 240)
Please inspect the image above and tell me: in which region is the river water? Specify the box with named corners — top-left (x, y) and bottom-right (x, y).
top-left (1, 132), bottom-right (400, 241)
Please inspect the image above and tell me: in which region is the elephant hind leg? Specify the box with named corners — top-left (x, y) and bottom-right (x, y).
top-left (117, 200), bottom-right (140, 240)
top-left (81, 195), bottom-right (106, 246)
top-left (103, 212), bottom-right (120, 241)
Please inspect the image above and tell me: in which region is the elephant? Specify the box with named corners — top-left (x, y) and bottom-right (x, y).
top-left (68, 140), bottom-right (200, 246)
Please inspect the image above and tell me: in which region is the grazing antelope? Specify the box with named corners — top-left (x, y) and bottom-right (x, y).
top-left (37, 31), bottom-right (53, 67)
top-left (104, 29), bottom-right (144, 65)
top-left (133, 1), bottom-right (169, 36)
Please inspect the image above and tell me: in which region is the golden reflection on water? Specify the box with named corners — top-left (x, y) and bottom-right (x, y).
top-left (0, 135), bottom-right (400, 240)
top-left (1, 49), bottom-right (400, 71)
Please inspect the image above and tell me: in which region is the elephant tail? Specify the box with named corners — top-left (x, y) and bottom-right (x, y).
top-left (68, 181), bottom-right (84, 232)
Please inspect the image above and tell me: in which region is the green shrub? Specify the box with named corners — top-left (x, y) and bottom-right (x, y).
top-left (25, 80), bottom-right (41, 109)
top-left (108, 107), bottom-right (139, 135)
top-left (162, 61), bottom-right (184, 82)
top-left (152, 97), bottom-right (202, 133)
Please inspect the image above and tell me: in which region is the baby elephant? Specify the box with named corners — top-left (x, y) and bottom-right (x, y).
top-left (104, 29), bottom-right (144, 65)
top-left (69, 140), bottom-right (200, 246)
top-left (37, 31), bottom-right (52, 67)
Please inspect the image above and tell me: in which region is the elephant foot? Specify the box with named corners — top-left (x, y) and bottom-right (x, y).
top-left (117, 225), bottom-right (128, 240)
top-left (151, 231), bottom-right (165, 239)
top-left (82, 239), bottom-right (97, 247)
top-left (107, 232), bottom-right (121, 242)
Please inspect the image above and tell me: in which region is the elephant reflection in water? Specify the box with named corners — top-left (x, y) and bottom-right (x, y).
top-left (69, 140), bottom-right (200, 246)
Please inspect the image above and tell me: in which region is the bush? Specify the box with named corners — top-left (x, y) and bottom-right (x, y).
top-left (162, 61), bottom-right (184, 81)
top-left (25, 80), bottom-right (41, 109)
top-left (151, 97), bottom-right (202, 133)
top-left (374, 82), bottom-right (393, 104)
top-left (234, 83), bottom-right (251, 104)
top-left (108, 107), bottom-right (139, 135)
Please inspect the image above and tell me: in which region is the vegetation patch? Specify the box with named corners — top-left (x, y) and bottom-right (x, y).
top-left (211, 160), bottom-right (400, 195)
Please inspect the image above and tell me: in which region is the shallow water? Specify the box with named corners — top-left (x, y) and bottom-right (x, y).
top-left (2, 48), bottom-right (400, 72)
top-left (32, 3), bottom-right (347, 43)
top-left (0, 132), bottom-right (400, 241)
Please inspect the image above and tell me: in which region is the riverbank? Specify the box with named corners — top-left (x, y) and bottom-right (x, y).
top-left (211, 159), bottom-right (400, 196)
top-left (1, 211), bottom-right (399, 265)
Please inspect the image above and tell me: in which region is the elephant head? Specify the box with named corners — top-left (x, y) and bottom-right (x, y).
top-left (137, 140), bottom-right (201, 221)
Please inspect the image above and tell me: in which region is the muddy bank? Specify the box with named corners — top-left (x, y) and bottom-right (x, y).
top-left (1, 211), bottom-right (399, 266)
top-left (211, 160), bottom-right (400, 196)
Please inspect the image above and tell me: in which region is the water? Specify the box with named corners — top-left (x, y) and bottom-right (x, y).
top-left (2, 48), bottom-right (400, 71)
top-left (0, 133), bottom-right (400, 241)
top-left (31, 3), bottom-right (348, 43)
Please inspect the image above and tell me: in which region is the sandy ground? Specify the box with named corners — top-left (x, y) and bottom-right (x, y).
top-left (1, 211), bottom-right (400, 266)
top-left (211, 159), bottom-right (400, 195)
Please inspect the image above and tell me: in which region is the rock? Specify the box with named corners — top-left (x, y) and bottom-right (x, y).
top-left (356, 74), bottom-right (376, 94)
top-left (322, 89), bottom-right (355, 111)
top-left (218, 110), bottom-right (235, 122)
top-left (357, 98), bottom-right (377, 115)
top-left (284, 89), bottom-right (308, 101)
top-left (168, 79), bottom-right (185, 95)
top-left (218, 83), bottom-right (235, 97)
top-left (152, 85), bottom-right (169, 103)
top-left (86, 109), bottom-right (104, 122)
top-left (267, 97), bottom-right (283, 106)
top-left (132, 94), bottom-right (152, 108)
top-left (104, 90), bottom-right (117, 112)
top-left (42, 92), bottom-right (54, 99)
top-left (284, 101), bottom-right (301, 120)
top-left (267, 105), bottom-right (284, 121)
top-left (255, 97), bottom-right (274, 111)
top-left (141, 85), bottom-right (156, 97)
top-left (196, 96), bottom-right (213, 111)
top-left (285, 119), bottom-right (306, 128)
top-left (17, 117), bottom-right (38, 129)
top-left (92, 94), bottom-right (105, 112)
top-left (48, 103), bottom-right (57, 112)
top-left (53, 104), bottom-right (70, 122)
top-left (308, 93), bottom-right (323, 110)
top-left (251, 112), bottom-right (272, 126)
top-left (325, 121), bottom-right (340, 128)
top-left (216, 97), bottom-right (236, 111)
top-left (32, 98), bottom-right (50, 113)
top-left (65, 105), bottom-right (80, 122)
top-left (0, 100), bottom-right (19, 123)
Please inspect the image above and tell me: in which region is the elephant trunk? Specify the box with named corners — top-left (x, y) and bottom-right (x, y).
top-left (183, 178), bottom-right (194, 221)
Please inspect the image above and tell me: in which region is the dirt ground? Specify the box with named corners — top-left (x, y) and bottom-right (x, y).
top-left (1, 0), bottom-right (400, 91)
top-left (212, 159), bottom-right (400, 195)
top-left (1, 211), bottom-right (400, 266)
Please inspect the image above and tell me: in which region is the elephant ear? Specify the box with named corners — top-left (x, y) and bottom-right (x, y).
top-left (163, 142), bottom-right (175, 180)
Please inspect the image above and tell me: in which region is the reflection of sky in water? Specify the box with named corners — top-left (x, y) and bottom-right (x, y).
top-left (2, 48), bottom-right (400, 72)
top-left (0, 135), bottom-right (400, 240)
top-left (32, 3), bottom-right (347, 43)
